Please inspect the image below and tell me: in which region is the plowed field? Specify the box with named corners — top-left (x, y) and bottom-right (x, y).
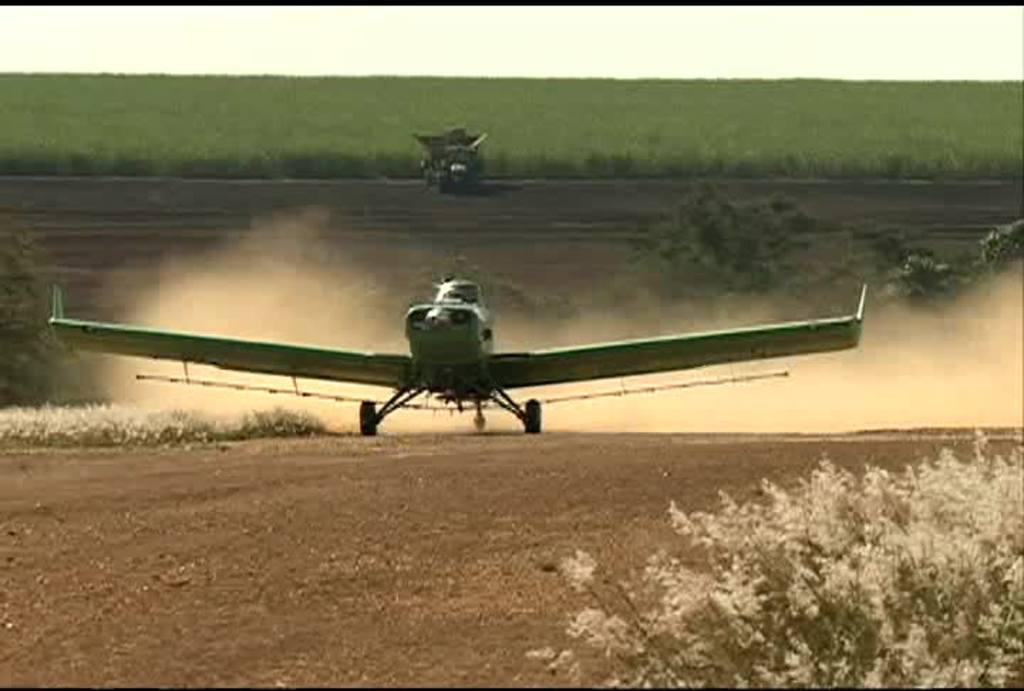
top-left (2, 177), bottom-right (1019, 318)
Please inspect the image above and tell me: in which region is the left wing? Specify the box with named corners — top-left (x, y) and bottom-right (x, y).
top-left (490, 286), bottom-right (867, 389)
top-left (48, 287), bottom-right (411, 388)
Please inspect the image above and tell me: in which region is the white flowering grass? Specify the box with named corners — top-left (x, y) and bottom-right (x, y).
top-left (0, 404), bottom-right (326, 447)
top-left (542, 433), bottom-right (1024, 688)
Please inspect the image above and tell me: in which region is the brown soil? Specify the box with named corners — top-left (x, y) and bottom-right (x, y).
top-left (1, 431), bottom-right (1015, 687)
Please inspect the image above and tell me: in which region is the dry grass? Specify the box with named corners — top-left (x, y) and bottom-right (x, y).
top-left (540, 432), bottom-right (1024, 687)
top-left (0, 404), bottom-right (326, 448)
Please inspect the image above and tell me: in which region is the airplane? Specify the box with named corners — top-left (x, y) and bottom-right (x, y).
top-left (48, 277), bottom-right (867, 435)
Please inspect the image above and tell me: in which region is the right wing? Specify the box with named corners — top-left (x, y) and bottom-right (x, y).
top-left (491, 286), bottom-right (867, 389)
top-left (48, 287), bottom-right (411, 388)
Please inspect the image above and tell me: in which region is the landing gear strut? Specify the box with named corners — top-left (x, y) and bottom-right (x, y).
top-left (490, 389), bottom-right (542, 434)
top-left (473, 400), bottom-right (486, 432)
top-left (359, 387), bottom-right (424, 436)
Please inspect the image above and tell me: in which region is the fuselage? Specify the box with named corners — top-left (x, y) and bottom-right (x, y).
top-left (404, 279), bottom-right (494, 400)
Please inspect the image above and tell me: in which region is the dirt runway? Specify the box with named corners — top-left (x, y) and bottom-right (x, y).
top-left (1, 431), bottom-right (1015, 687)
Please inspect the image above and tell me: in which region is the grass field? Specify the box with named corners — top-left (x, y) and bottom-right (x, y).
top-left (1, 75), bottom-right (1021, 179)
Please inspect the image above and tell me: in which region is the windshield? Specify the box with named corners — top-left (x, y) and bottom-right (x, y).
top-left (437, 282), bottom-right (480, 303)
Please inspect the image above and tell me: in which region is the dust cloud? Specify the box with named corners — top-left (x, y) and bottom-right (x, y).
top-left (97, 209), bottom-right (469, 433)
top-left (98, 211), bottom-right (1023, 435)
top-left (525, 268), bottom-right (1024, 434)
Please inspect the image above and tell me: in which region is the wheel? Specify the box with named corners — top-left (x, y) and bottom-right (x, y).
top-left (524, 399), bottom-right (541, 434)
top-left (359, 400), bottom-right (378, 436)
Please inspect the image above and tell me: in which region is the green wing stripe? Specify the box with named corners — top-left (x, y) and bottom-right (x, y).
top-left (491, 288), bottom-right (866, 389)
top-left (50, 317), bottom-right (411, 388)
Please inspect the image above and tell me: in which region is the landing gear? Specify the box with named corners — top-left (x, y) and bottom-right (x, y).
top-left (358, 387), bottom-right (540, 435)
top-left (358, 387), bottom-right (424, 437)
top-left (359, 401), bottom-right (377, 436)
top-left (489, 389), bottom-right (543, 434)
top-left (524, 399), bottom-right (542, 434)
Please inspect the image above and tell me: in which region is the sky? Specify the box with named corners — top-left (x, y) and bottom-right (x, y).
top-left (0, 6), bottom-right (1021, 80)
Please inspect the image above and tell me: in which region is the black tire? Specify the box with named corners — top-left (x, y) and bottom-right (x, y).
top-left (359, 401), bottom-right (378, 436)
top-left (524, 399), bottom-right (542, 434)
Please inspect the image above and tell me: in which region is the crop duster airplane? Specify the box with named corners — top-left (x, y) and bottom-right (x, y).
top-left (49, 278), bottom-right (867, 435)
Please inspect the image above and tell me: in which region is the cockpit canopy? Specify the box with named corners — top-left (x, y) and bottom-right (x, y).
top-left (435, 280), bottom-right (481, 305)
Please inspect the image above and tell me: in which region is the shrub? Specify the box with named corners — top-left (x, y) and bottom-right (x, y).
top-left (0, 221), bottom-right (59, 406)
top-left (888, 250), bottom-right (961, 302)
top-left (625, 184), bottom-right (835, 302)
top-left (980, 220), bottom-right (1024, 272)
top-left (0, 219), bottom-right (107, 406)
top-left (539, 434), bottom-right (1024, 687)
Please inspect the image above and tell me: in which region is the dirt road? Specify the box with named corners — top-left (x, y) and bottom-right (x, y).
top-left (1, 431), bottom-right (1010, 686)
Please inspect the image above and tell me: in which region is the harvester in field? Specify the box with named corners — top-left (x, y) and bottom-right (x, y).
top-left (414, 127), bottom-right (487, 193)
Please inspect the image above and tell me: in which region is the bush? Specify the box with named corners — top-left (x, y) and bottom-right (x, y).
top-left (0, 219), bottom-right (103, 406)
top-left (980, 220), bottom-right (1024, 272)
top-left (887, 249), bottom-right (961, 302)
top-left (0, 221), bottom-right (58, 406)
top-left (625, 184), bottom-right (837, 302)
top-left (539, 434), bottom-right (1024, 687)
